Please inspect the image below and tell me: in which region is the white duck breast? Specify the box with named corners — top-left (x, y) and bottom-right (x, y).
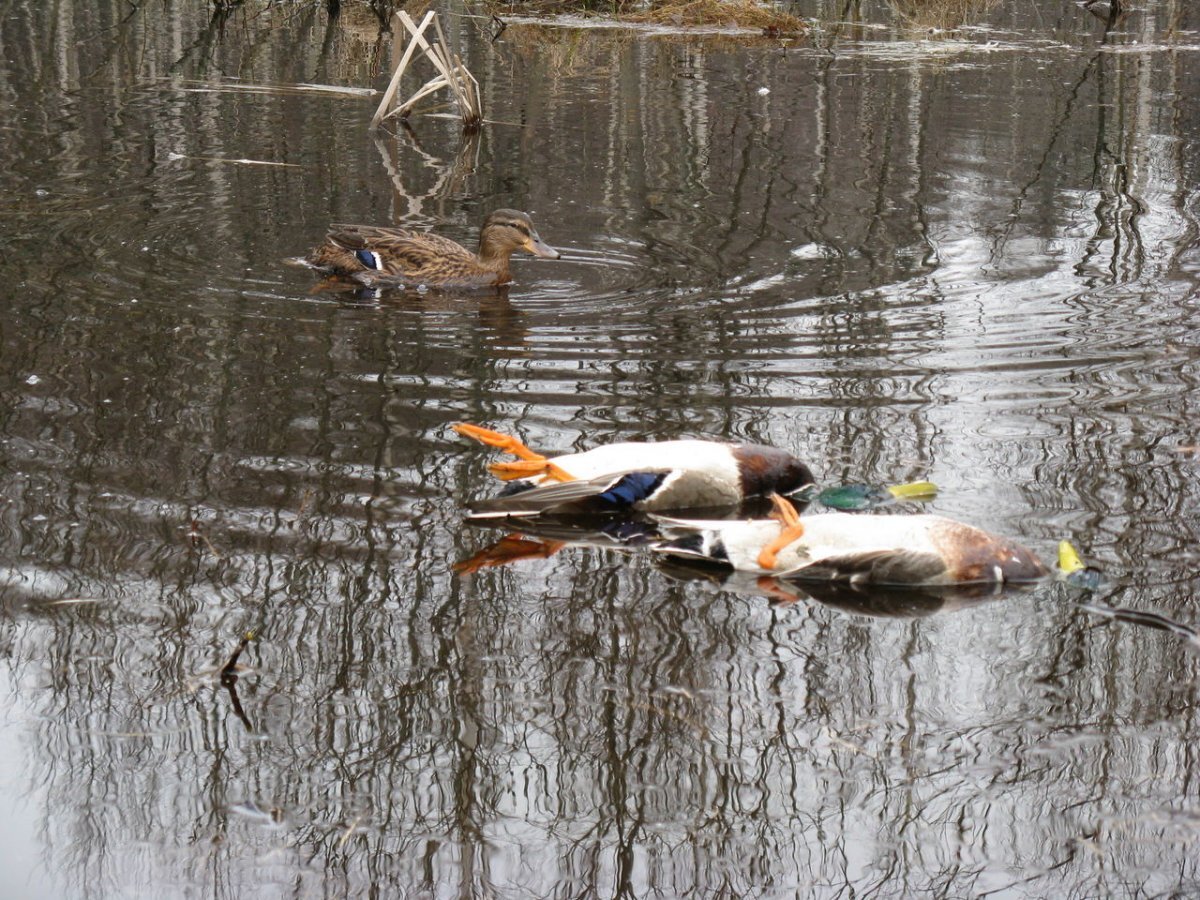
top-left (547, 441), bottom-right (741, 489)
top-left (654, 513), bottom-right (1048, 586)
top-left (545, 441), bottom-right (733, 474)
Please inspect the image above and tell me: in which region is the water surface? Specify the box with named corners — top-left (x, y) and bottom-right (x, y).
top-left (2, 0), bottom-right (1200, 895)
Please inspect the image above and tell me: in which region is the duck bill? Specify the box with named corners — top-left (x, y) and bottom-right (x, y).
top-left (526, 234), bottom-right (561, 259)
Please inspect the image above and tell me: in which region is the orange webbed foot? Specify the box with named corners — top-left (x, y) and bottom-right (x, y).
top-left (756, 493), bottom-right (806, 570)
top-left (453, 423), bottom-right (545, 462)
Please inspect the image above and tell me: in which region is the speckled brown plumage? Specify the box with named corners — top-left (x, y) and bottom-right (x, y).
top-left (305, 209), bottom-right (560, 287)
top-left (931, 519), bottom-right (1049, 583)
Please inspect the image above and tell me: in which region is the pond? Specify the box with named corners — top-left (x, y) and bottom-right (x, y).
top-left (1, 0), bottom-right (1199, 895)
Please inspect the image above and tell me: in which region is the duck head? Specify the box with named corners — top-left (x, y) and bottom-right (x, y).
top-left (479, 209), bottom-right (561, 262)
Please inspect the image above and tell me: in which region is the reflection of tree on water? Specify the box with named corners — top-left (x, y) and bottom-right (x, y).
top-left (373, 128), bottom-right (482, 220)
top-left (2, 0), bottom-right (1200, 896)
top-left (887, 0), bottom-right (1000, 30)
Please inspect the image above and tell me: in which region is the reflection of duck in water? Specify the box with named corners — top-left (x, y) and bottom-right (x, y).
top-left (654, 494), bottom-right (1048, 587)
top-left (306, 209), bottom-right (559, 287)
top-left (455, 517), bottom-right (661, 574)
top-left (656, 559), bottom-right (1028, 618)
top-left (454, 423), bottom-right (816, 517)
top-left (454, 509), bottom-right (1040, 618)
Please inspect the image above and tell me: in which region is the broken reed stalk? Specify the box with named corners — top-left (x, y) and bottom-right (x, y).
top-left (370, 10), bottom-right (482, 131)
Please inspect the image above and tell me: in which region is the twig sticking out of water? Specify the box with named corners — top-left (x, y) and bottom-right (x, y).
top-left (337, 815), bottom-right (364, 849)
top-left (371, 11), bottom-right (482, 132)
top-left (490, 14), bottom-right (507, 42)
top-left (187, 519), bottom-right (223, 559)
top-left (220, 631), bottom-right (257, 732)
top-left (221, 630), bottom-right (257, 681)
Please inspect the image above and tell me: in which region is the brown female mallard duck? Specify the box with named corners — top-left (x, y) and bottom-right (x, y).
top-left (306, 209), bottom-right (560, 287)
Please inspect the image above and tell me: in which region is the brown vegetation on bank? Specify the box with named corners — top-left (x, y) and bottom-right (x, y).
top-left (487, 0), bottom-right (804, 34)
top-left (887, 0), bottom-right (999, 31)
top-left (624, 0), bottom-right (804, 32)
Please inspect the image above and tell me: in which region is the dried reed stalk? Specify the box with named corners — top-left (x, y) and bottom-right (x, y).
top-left (370, 10), bottom-right (482, 131)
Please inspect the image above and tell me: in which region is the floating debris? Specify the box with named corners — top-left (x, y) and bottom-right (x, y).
top-left (220, 631), bottom-right (257, 680)
top-left (822, 726), bottom-right (877, 758)
top-left (1057, 540), bottom-right (1105, 590)
top-left (166, 153), bottom-right (302, 168)
top-left (188, 632), bottom-right (257, 686)
top-left (817, 480), bottom-right (937, 511)
top-left (1058, 540), bottom-right (1085, 573)
top-left (887, 480), bottom-right (938, 501)
top-left (42, 596), bottom-right (104, 607)
top-left (337, 815), bottom-right (364, 849)
top-left (187, 632), bottom-right (258, 732)
top-left (228, 801), bottom-right (285, 826)
top-left (166, 78), bottom-right (376, 98)
top-left (186, 519), bottom-right (222, 558)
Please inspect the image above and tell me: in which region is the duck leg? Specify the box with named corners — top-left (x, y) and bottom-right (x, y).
top-left (757, 493), bottom-right (806, 570)
top-left (454, 422), bottom-right (575, 483)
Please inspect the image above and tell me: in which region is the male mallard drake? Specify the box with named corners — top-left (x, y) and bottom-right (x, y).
top-left (653, 494), bottom-right (1048, 587)
top-left (455, 423), bottom-right (816, 517)
top-left (306, 209), bottom-right (559, 287)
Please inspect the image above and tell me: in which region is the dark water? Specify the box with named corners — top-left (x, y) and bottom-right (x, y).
top-left (2, 0), bottom-right (1200, 895)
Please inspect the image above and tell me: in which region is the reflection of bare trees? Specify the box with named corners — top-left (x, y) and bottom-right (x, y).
top-left (887, 0), bottom-right (1000, 30)
top-left (2, 0), bottom-right (1200, 896)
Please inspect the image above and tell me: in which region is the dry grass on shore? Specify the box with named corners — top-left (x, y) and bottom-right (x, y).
top-left (625, 0), bottom-right (804, 31)
top-left (887, 0), bottom-right (1000, 30)
top-left (488, 0), bottom-right (804, 34)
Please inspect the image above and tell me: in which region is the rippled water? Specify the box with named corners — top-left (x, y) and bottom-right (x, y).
top-left (2, 0), bottom-right (1200, 895)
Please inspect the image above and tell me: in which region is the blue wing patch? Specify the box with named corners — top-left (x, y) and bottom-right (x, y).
top-left (355, 249), bottom-right (382, 270)
top-left (595, 472), bottom-right (666, 507)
